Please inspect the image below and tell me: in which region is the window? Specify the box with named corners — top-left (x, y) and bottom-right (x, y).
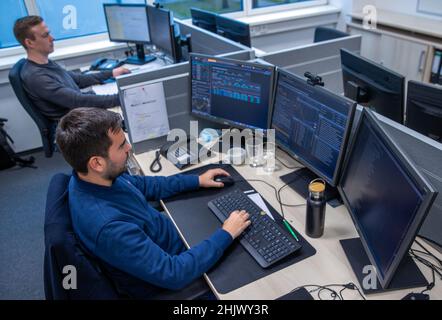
top-left (252, 0), bottom-right (319, 9)
top-left (154, 0), bottom-right (243, 20)
top-left (35, 0), bottom-right (145, 41)
top-left (0, 0), bottom-right (28, 49)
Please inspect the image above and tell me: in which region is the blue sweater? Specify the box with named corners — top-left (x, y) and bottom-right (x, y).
top-left (69, 172), bottom-right (233, 290)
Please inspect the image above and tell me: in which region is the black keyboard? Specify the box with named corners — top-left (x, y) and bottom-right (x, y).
top-left (208, 189), bottom-right (302, 268)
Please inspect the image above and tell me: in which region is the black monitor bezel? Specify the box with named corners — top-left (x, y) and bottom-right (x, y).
top-left (271, 68), bottom-right (356, 186)
top-left (190, 7), bottom-right (218, 33)
top-left (103, 3), bottom-right (150, 44)
top-left (146, 5), bottom-right (177, 63)
top-left (189, 53), bottom-right (275, 132)
top-left (215, 15), bottom-right (251, 47)
top-left (405, 80), bottom-right (442, 140)
top-left (337, 108), bottom-right (437, 289)
top-left (340, 48), bottom-right (405, 124)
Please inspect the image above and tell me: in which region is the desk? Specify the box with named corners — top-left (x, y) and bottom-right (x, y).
top-left (90, 57), bottom-right (170, 96)
top-left (132, 148), bottom-right (442, 300)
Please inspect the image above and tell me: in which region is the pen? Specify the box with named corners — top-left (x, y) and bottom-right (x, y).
top-left (283, 219), bottom-right (299, 242)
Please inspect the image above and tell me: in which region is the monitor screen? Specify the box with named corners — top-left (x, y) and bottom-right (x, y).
top-left (338, 109), bottom-right (436, 288)
top-left (271, 69), bottom-right (355, 186)
top-left (190, 7), bottom-right (217, 33)
top-left (104, 4), bottom-right (150, 44)
top-left (190, 54), bottom-right (275, 130)
top-left (340, 49), bottom-right (405, 124)
top-left (147, 5), bottom-right (175, 61)
top-left (215, 15), bottom-right (251, 47)
top-left (405, 80), bottom-right (442, 143)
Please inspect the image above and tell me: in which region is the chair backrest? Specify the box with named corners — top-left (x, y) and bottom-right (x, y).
top-left (314, 26), bottom-right (349, 43)
top-left (8, 59), bottom-right (55, 157)
top-left (44, 173), bottom-right (119, 299)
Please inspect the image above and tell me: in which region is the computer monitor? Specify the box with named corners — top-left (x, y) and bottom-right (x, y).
top-left (272, 69), bottom-right (356, 192)
top-left (190, 7), bottom-right (218, 33)
top-left (215, 15), bottom-right (251, 47)
top-left (405, 80), bottom-right (442, 143)
top-left (147, 5), bottom-right (177, 63)
top-left (338, 108), bottom-right (437, 290)
top-left (374, 110), bottom-right (442, 252)
top-left (340, 48), bottom-right (405, 124)
top-left (103, 4), bottom-right (154, 65)
top-left (190, 53), bottom-right (275, 131)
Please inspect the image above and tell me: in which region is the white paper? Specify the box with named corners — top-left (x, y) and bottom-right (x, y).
top-left (247, 193), bottom-right (275, 221)
top-left (92, 82), bottom-right (118, 95)
top-left (122, 82), bottom-right (170, 143)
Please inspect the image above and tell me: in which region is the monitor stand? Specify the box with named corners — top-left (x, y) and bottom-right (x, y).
top-left (125, 44), bottom-right (156, 65)
top-left (279, 168), bottom-right (341, 206)
top-left (340, 238), bottom-right (428, 294)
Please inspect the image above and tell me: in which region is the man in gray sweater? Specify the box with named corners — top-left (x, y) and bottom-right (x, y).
top-left (13, 15), bottom-right (130, 120)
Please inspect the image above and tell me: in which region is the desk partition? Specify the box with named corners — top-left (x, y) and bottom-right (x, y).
top-left (260, 35), bottom-right (361, 94)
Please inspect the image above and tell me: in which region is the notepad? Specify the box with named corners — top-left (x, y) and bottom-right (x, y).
top-left (246, 192), bottom-right (275, 221)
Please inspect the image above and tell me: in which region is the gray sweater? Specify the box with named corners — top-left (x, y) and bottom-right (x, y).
top-left (20, 59), bottom-right (120, 120)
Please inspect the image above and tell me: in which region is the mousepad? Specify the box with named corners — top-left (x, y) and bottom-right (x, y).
top-left (162, 163), bottom-right (317, 294)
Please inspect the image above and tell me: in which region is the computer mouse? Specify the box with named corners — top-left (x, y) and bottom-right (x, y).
top-left (214, 175), bottom-right (235, 187)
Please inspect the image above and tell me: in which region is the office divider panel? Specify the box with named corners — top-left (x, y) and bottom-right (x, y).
top-left (260, 35), bottom-right (361, 94)
top-left (178, 21), bottom-right (251, 57)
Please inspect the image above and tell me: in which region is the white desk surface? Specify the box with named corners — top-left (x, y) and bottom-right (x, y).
top-left (91, 57), bottom-right (170, 96)
top-left (133, 148), bottom-right (442, 300)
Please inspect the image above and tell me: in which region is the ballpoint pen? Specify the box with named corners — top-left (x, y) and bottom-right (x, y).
top-left (283, 219), bottom-right (299, 242)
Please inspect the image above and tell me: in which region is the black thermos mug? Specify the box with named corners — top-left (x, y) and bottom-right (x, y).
top-left (305, 179), bottom-right (326, 238)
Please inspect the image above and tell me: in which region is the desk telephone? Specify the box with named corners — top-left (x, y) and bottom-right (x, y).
top-left (150, 138), bottom-right (212, 172)
top-left (90, 58), bottom-right (124, 71)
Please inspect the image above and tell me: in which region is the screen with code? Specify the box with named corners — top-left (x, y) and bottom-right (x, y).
top-left (271, 70), bottom-right (354, 184)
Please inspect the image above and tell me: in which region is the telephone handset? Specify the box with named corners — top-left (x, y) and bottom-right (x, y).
top-left (90, 58), bottom-right (123, 71)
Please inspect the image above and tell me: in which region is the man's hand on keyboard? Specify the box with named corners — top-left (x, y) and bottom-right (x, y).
top-left (222, 210), bottom-right (251, 239)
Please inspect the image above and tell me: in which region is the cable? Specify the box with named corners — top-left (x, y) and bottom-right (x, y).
top-left (290, 282), bottom-right (366, 300)
top-left (232, 178), bottom-right (306, 221)
top-left (149, 150), bottom-right (162, 173)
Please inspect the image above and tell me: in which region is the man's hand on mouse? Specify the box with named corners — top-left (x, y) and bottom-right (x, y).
top-left (198, 168), bottom-right (230, 188)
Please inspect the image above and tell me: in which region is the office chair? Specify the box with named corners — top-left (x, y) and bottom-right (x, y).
top-left (8, 59), bottom-right (56, 157)
top-left (44, 173), bottom-right (212, 300)
top-left (44, 173), bottom-right (120, 300)
top-left (314, 26), bottom-right (349, 43)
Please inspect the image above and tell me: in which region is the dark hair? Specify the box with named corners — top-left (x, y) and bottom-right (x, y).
top-left (56, 108), bottom-right (123, 174)
top-left (13, 15), bottom-right (44, 49)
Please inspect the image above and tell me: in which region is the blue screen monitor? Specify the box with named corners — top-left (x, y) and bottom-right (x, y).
top-left (190, 53), bottom-right (275, 130)
top-left (104, 4), bottom-right (150, 43)
top-left (271, 69), bottom-right (356, 186)
top-left (338, 108), bottom-right (437, 289)
top-left (215, 15), bottom-right (251, 47)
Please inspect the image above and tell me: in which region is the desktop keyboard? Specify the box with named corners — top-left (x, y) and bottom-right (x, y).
top-left (208, 189), bottom-right (302, 268)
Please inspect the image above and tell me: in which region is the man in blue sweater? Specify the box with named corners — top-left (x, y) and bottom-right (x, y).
top-left (13, 16), bottom-right (130, 120)
top-left (55, 107), bottom-right (251, 298)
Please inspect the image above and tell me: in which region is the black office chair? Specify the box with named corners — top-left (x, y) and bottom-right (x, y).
top-left (44, 173), bottom-right (212, 300)
top-left (8, 59), bottom-right (56, 157)
top-left (314, 26), bottom-right (349, 43)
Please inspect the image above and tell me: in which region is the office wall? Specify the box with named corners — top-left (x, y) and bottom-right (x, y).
top-left (352, 0), bottom-right (442, 20)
